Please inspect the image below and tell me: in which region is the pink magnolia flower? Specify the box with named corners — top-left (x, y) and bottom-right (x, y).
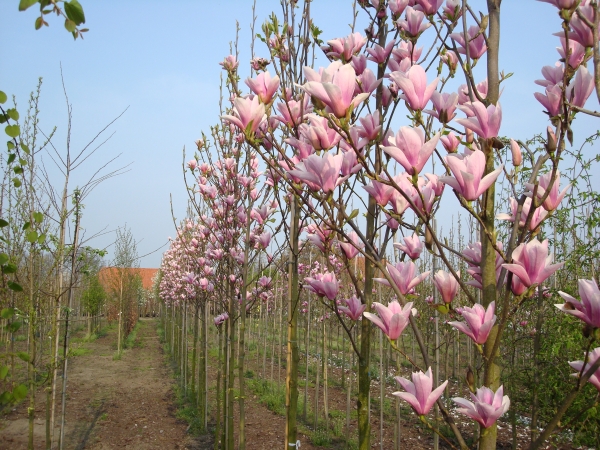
top-left (502, 239), bottom-right (564, 288)
top-left (425, 92), bottom-right (458, 123)
top-left (245, 71), bottom-right (280, 104)
top-left (535, 63), bottom-right (564, 88)
top-left (496, 197), bottom-right (548, 231)
top-left (219, 55), bottom-right (238, 71)
top-left (390, 65), bottom-right (439, 111)
top-left (187, 159), bottom-right (197, 171)
top-left (363, 300), bottom-right (414, 340)
top-left (338, 295), bottom-right (367, 320)
top-left (363, 176), bottom-right (396, 207)
top-left (440, 131), bottom-right (460, 153)
top-left (389, 0), bottom-right (410, 19)
top-left (453, 385), bottom-right (510, 428)
top-left (358, 111), bottom-right (382, 141)
top-left (414, 0), bottom-right (444, 15)
top-left (455, 101), bottom-right (502, 139)
top-left (439, 150), bottom-right (503, 201)
top-left (381, 127), bottom-right (440, 175)
top-left (221, 96), bottom-right (266, 134)
top-left (558, 36), bottom-right (586, 68)
top-left (525, 170), bottom-right (570, 211)
top-left (366, 40), bottom-right (396, 64)
top-left (510, 139), bottom-right (522, 166)
top-left (568, 347), bottom-right (600, 392)
top-left (448, 302), bottom-right (496, 345)
top-left (214, 312), bottom-right (229, 327)
top-left (534, 84), bottom-right (563, 117)
top-left (274, 96), bottom-right (312, 127)
top-left (556, 279), bottom-right (600, 329)
top-left (304, 271), bottom-right (339, 301)
top-left (299, 114), bottom-right (342, 150)
top-left (301, 61), bottom-right (370, 118)
top-left (568, 66), bottom-right (594, 108)
top-left (287, 152), bottom-right (345, 193)
top-left (355, 68), bottom-right (382, 95)
top-left (442, 50), bottom-right (459, 72)
top-left (397, 6), bottom-right (431, 38)
top-left (570, 6), bottom-right (596, 47)
top-left (321, 32), bottom-right (367, 62)
top-left (375, 261), bottom-right (430, 295)
top-left (339, 231), bottom-right (365, 259)
top-left (443, 0), bottom-right (461, 21)
top-left (538, 0), bottom-right (579, 9)
top-left (433, 270), bottom-right (459, 304)
top-left (391, 41), bottom-right (422, 63)
top-left (393, 367), bottom-right (448, 416)
top-left (450, 25), bottom-right (487, 60)
top-left (393, 233), bottom-right (424, 260)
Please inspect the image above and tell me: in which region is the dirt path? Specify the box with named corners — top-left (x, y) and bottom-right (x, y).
top-left (1, 318), bottom-right (198, 449)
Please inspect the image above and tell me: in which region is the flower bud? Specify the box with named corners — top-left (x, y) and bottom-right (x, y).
top-left (510, 139), bottom-right (522, 166)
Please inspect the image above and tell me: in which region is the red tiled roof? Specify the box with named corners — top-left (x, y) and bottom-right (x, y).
top-left (98, 267), bottom-right (158, 291)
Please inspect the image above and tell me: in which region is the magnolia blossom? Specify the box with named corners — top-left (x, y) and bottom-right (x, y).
top-left (393, 367), bottom-right (448, 416)
top-left (497, 197), bottom-right (548, 231)
top-left (425, 91), bottom-right (458, 123)
top-left (453, 385), bottom-right (510, 428)
top-left (568, 347), bottom-right (600, 392)
top-left (440, 150), bottom-right (503, 201)
top-left (534, 84), bottom-right (563, 117)
top-left (433, 270), bottom-right (459, 304)
top-left (502, 239), bottom-right (564, 288)
top-left (556, 279), bottom-right (600, 329)
top-left (221, 96), bottom-right (266, 134)
top-left (339, 231), bottom-right (365, 259)
top-left (287, 152), bottom-right (346, 193)
top-left (304, 272), bottom-right (339, 300)
top-left (455, 101), bottom-right (502, 139)
top-left (375, 261), bottom-right (430, 295)
top-left (301, 61), bottom-right (370, 117)
top-left (450, 25), bottom-right (487, 60)
top-left (338, 295), bottom-right (367, 320)
top-left (245, 71), bottom-right (280, 104)
top-left (363, 300), bottom-right (414, 340)
top-left (214, 312), bottom-right (229, 327)
top-left (390, 65), bottom-right (439, 111)
top-left (381, 127), bottom-right (440, 175)
top-left (393, 233), bottom-right (423, 260)
top-left (397, 6), bottom-right (431, 38)
top-left (449, 302), bottom-right (496, 345)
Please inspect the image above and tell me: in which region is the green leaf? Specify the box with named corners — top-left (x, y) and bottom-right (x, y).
top-left (0, 253), bottom-right (8, 265)
top-left (12, 178), bottom-right (21, 188)
top-left (5, 125), bottom-right (20, 138)
top-left (0, 114), bottom-right (6, 124)
top-left (12, 384), bottom-right (27, 401)
top-left (3, 264), bottom-right (17, 274)
top-left (7, 141), bottom-right (14, 150)
top-left (348, 209), bottom-right (359, 220)
top-left (17, 352), bottom-right (29, 363)
top-left (33, 212), bottom-right (43, 223)
top-left (64, 19), bottom-right (76, 33)
top-left (21, 143), bottom-right (30, 154)
top-left (7, 109), bottom-right (19, 121)
top-left (0, 219), bottom-right (7, 228)
top-left (0, 308), bottom-right (15, 319)
top-left (37, 233), bottom-right (46, 245)
top-left (0, 366), bottom-right (8, 381)
top-left (22, 221), bottom-right (31, 230)
top-left (35, 16), bottom-right (43, 30)
top-left (7, 281), bottom-right (22, 291)
top-left (64, 0), bottom-right (85, 25)
top-left (0, 91), bottom-right (7, 104)
top-left (19, 158), bottom-right (27, 166)
top-left (26, 230), bottom-right (38, 243)
top-left (7, 154), bottom-right (15, 164)
top-left (0, 391), bottom-right (13, 405)
top-left (19, 0), bottom-right (38, 11)
top-left (13, 167), bottom-right (23, 175)
top-left (7, 321), bottom-right (21, 333)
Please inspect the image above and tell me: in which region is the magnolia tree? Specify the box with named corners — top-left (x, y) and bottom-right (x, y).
top-left (161, 0), bottom-right (600, 449)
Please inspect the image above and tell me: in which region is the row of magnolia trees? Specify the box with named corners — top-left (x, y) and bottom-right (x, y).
top-left (158, 0), bottom-right (600, 449)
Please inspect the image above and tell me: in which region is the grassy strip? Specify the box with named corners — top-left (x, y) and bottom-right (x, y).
top-left (124, 320), bottom-right (143, 349)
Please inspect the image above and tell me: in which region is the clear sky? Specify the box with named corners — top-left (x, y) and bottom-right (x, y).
top-left (0, 0), bottom-right (598, 268)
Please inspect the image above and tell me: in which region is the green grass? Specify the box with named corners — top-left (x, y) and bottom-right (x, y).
top-left (124, 321), bottom-right (143, 349)
top-left (112, 351), bottom-right (122, 360)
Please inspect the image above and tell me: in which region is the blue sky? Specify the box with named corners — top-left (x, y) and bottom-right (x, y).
top-left (0, 1), bottom-right (597, 267)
